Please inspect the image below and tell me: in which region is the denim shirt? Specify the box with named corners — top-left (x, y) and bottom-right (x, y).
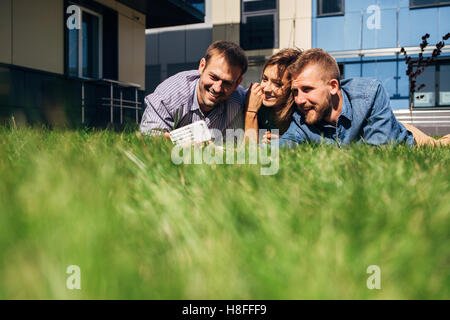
top-left (279, 78), bottom-right (414, 148)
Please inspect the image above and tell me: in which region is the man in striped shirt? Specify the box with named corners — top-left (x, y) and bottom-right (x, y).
top-left (140, 41), bottom-right (248, 138)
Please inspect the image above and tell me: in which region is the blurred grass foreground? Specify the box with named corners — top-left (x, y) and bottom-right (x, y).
top-left (0, 126), bottom-right (449, 299)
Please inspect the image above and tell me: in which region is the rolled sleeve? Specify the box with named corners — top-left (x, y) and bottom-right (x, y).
top-left (140, 93), bottom-right (174, 135)
top-left (279, 118), bottom-right (308, 149)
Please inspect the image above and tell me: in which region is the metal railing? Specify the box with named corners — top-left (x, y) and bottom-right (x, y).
top-left (394, 108), bottom-right (450, 135)
top-left (394, 109), bottom-right (450, 125)
top-left (81, 78), bottom-right (142, 125)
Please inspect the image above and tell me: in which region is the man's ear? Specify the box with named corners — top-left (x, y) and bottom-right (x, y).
top-left (198, 58), bottom-right (206, 75)
top-left (329, 78), bottom-right (340, 95)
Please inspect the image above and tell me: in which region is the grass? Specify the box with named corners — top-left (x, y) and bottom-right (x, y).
top-left (0, 125), bottom-right (449, 299)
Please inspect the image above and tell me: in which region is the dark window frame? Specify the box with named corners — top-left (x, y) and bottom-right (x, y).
top-left (338, 63), bottom-right (344, 80)
top-left (64, 0), bottom-right (118, 81)
top-left (411, 58), bottom-right (450, 109)
top-left (409, 0), bottom-right (450, 9)
top-left (64, 1), bottom-right (103, 79)
top-left (317, 0), bottom-right (345, 18)
top-left (240, 0), bottom-right (279, 50)
top-left (338, 58), bottom-right (409, 100)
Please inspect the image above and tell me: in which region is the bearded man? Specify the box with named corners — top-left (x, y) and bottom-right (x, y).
top-left (140, 41), bottom-right (248, 137)
top-left (279, 48), bottom-right (449, 148)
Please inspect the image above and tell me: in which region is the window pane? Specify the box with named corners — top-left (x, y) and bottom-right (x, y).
top-left (362, 61), bottom-right (398, 98)
top-left (413, 66), bottom-right (435, 107)
top-left (82, 12), bottom-right (100, 78)
top-left (439, 64), bottom-right (450, 105)
top-left (319, 0), bottom-right (344, 15)
top-left (167, 62), bottom-right (199, 78)
top-left (68, 29), bottom-right (79, 77)
top-left (241, 14), bottom-right (275, 50)
top-left (241, 64), bottom-right (264, 90)
top-left (398, 61), bottom-right (409, 98)
top-left (344, 63), bottom-right (361, 78)
top-left (243, 0), bottom-right (277, 12)
top-left (186, 0), bottom-right (205, 14)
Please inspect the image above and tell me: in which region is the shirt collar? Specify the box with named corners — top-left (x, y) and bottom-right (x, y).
top-left (191, 79), bottom-right (225, 118)
top-left (339, 89), bottom-right (353, 121)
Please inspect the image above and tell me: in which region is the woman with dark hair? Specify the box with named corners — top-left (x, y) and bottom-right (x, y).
top-left (245, 48), bottom-right (302, 142)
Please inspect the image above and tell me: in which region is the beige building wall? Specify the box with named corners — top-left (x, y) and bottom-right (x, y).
top-left (1, 0), bottom-right (146, 88)
top-left (0, 0), bottom-right (12, 64)
top-left (119, 15), bottom-right (134, 85)
top-left (118, 10), bottom-right (146, 88)
top-left (212, 0), bottom-right (240, 25)
top-left (211, 0), bottom-right (312, 52)
top-left (211, 0), bottom-right (241, 44)
top-left (95, 0), bottom-right (147, 87)
top-left (12, 0), bottom-right (64, 74)
top-left (210, 0), bottom-right (312, 87)
top-left (279, 0), bottom-right (312, 50)
top-left (132, 19), bottom-right (146, 88)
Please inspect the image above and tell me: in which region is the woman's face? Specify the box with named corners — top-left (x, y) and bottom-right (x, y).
top-left (260, 64), bottom-right (289, 108)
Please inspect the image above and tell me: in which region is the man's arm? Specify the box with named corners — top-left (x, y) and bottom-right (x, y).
top-left (278, 115), bottom-right (308, 148)
top-left (140, 93), bottom-right (175, 136)
top-left (362, 81), bottom-right (414, 146)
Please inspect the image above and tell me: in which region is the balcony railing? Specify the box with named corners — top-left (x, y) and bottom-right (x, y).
top-left (81, 79), bottom-right (142, 125)
top-left (0, 63), bottom-right (145, 127)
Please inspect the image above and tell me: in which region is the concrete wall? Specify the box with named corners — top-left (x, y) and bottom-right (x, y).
top-left (279, 0), bottom-right (312, 50)
top-left (145, 0), bottom-right (213, 93)
top-left (147, 28), bottom-right (212, 72)
top-left (0, 0), bottom-right (146, 88)
top-left (211, 0), bottom-right (241, 44)
top-left (0, 0), bottom-right (12, 64)
top-left (211, 0), bottom-right (312, 50)
top-left (11, 0), bottom-right (64, 74)
top-left (118, 13), bottom-right (146, 88)
top-left (96, 0), bottom-right (146, 88)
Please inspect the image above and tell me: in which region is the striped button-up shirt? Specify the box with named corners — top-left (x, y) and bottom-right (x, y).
top-left (140, 70), bottom-right (246, 138)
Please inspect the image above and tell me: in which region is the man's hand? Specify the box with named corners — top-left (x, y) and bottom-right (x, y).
top-left (164, 132), bottom-right (170, 139)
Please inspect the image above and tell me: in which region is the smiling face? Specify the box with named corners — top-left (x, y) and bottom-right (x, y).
top-left (260, 64), bottom-right (289, 108)
top-left (197, 54), bottom-right (243, 112)
top-left (291, 63), bottom-right (335, 125)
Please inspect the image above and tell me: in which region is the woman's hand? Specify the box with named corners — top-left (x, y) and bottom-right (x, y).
top-left (246, 83), bottom-right (264, 113)
top-left (262, 131), bottom-right (279, 143)
top-left (244, 83), bottom-right (264, 143)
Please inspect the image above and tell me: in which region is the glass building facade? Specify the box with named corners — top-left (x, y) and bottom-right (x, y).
top-left (312, 0), bottom-right (450, 110)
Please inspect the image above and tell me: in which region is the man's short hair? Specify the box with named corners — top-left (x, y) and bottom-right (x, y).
top-left (287, 48), bottom-right (340, 83)
top-left (204, 40), bottom-right (248, 76)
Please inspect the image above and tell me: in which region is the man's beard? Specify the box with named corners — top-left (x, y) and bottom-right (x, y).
top-left (301, 94), bottom-right (332, 125)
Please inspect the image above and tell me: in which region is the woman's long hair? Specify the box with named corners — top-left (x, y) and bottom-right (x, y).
top-left (262, 48), bottom-right (302, 135)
